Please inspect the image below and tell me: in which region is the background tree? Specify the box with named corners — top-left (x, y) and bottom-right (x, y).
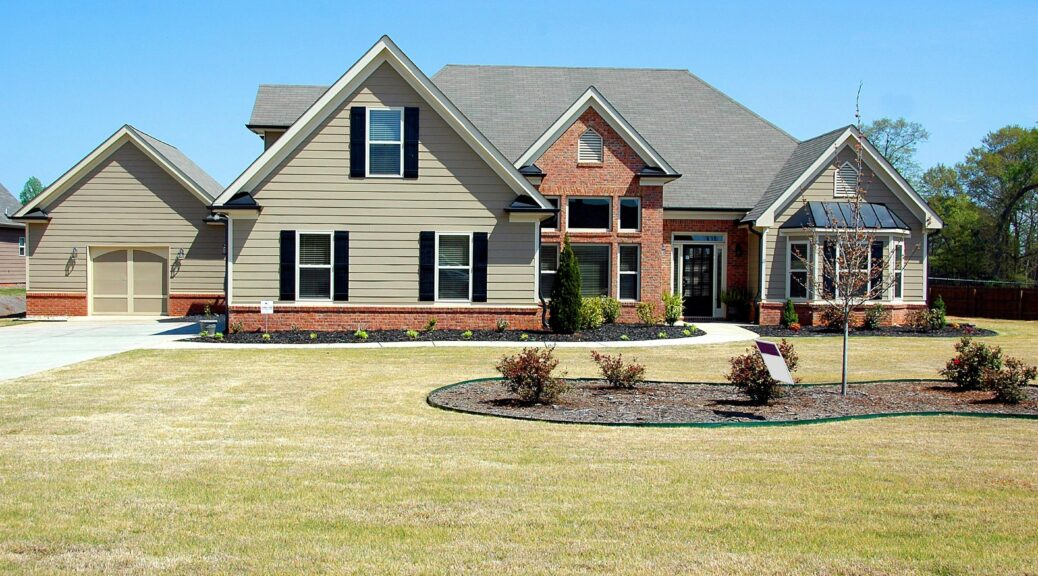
top-left (862, 117), bottom-right (929, 187)
top-left (548, 235), bottom-right (582, 334)
top-left (20, 176), bottom-right (43, 204)
top-left (920, 164), bottom-right (991, 279)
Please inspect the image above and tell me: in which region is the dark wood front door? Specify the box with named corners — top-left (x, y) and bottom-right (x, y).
top-left (682, 245), bottom-right (714, 317)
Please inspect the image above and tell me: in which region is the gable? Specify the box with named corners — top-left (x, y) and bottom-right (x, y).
top-left (536, 107), bottom-right (646, 188)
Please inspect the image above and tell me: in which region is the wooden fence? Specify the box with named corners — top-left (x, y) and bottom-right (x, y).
top-left (928, 282), bottom-right (1038, 321)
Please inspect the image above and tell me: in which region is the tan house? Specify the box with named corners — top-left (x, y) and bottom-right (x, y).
top-left (0, 184), bottom-right (26, 287)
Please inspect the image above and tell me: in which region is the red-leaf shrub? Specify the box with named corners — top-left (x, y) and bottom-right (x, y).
top-left (982, 357), bottom-right (1036, 404)
top-left (496, 346), bottom-right (568, 404)
top-left (590, 351), bottom-right (646, 389)
top-left (725, 339), bottom-right (800, 404)
top-left (788, 322), bottom-right (802, 332)
top-left (940, 336), bottom-right (1002, 391)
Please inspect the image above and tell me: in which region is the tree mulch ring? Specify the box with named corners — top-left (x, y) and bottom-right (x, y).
top-left (196, 324), bottom-right (704, 344)
top-left (429, 379), bottom-right (1038, 425)
top-left (753, 324), bottom-right (996, 338)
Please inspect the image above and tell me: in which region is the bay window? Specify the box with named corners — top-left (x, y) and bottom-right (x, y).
top-left (787, 240), bottom-right (809, 299)
top-left (892, 241), bottom-right (904, 299)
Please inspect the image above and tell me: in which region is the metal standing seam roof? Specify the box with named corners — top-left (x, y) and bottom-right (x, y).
top-left (0, 183), bottom-right (24, 229)
top-left (780, 201), bottom-right (910, 230)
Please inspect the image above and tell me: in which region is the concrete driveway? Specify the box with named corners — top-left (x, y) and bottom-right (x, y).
top-left (0, 318), bottom-right (198, 381)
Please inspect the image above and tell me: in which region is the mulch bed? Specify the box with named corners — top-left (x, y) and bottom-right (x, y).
top-left (753, 324), bottom-right (996, 338)
top-left (429, 379), bottom-right (1038, 425)
top-left (196, 324), bottom-right (704, 344)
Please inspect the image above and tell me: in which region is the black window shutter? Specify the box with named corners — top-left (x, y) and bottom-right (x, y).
top-left (349, 107), bottom-right (366, 178)
top-left (279, 230), bottom-right (296, 301)
top-left (333, 231), bottom-right (350, 301)
top-left (472, 232), bottom-right (488, 302)
top-left (404, 107), bottom-right (419, 178)
top-left (419, 231), bottom-right (435, 301)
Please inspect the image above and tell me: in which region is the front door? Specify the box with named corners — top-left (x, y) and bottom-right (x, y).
top-left (682, 245), bottom-right (714, 317)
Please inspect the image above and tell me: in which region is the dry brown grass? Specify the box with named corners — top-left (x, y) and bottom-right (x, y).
top-left (0, 317), bottom-right (1035, 574)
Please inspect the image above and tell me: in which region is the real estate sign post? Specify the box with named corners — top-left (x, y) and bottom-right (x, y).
top-left (755, 340), bottom-right (794, 384)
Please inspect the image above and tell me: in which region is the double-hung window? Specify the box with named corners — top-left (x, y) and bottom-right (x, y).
top-left (436, 233), bottom-right (471, 301)
top-left (367, 108), bottom-right (403, 177)
top-left (822, 238), bottom-right (887, 299)
top-left (787, 240), bottom-right (810, 299)
top-left (18, 236), bottom-right (25, 257)
top-left (539, 243), bottom-right (559, 298)
top-left (298, 232), bottom-right (332, 300)
top-left (618, 245), bottom-right (639, 301)
top-left (567, 197), bottom-right (611, 231)
top-left (571, 244), bottom-right (610, 296)
top-left (619, 198), bottom-right (640, 231)
top-left (892, 241), bottom-right (904, 300)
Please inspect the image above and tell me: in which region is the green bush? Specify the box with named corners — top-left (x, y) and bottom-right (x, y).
top-left (599, 296), bottom-right (621, 324)
top-left (549, 236), bottom-right (583, 334)
top-left (619, 334), bottom-right (630, 341)
top-left (214, 332), bottom-right (224, 341)
top-left (406, 329), bottom-right (420, 341)
top-left (354, 329), bottom-right (368, 341)
top-left (496, 346), bottom-right (568, 404)
top-left (519, 333), bottom-right (529, 341)
top-left (579, 297), bottom-right (605, 330)
top-left (983, 357), bottom-right (1037, 404)
top-left (726, 339), bottom-right (800, 404)
top-left (662, 291), bottom-right (683, 325)
top-left (262, 333), bottom-right (271, 341)
top-left (461, 330), bottom-right (473, 340)
top-left (780, 299), bottom-right (799, 327)
top-left (940, 336), bottom-right (1001, 390)
top-left (930, 295), bottom-right (947, 330)
top-left (657, 331), bottom-right (668, 339)
top-left (636, 301), bottom-right (660, 325)
top-left (495, 318), bottom-right (509, 332)
top-left (863, 304), bottom-right (887, 330)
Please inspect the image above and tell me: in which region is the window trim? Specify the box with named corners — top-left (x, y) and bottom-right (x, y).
top-left (618, 197), bottom-right (641, 232)
top-left (891, 238), bottom-right (905, 301)
top-left (821, 236), bottom-right (888, 301)
top-left (566, 196), bottom-right (612, 232)
top-left (296, 231), bottom-right (334, 302)
top-left (539, 242), bottom-right (559, 299)
top-left (542, 197), bottom-right (560, 230)
top-left (617, 244), bottom-right (640, 302)
top-left (18, 236), bottom-right (25, 257)
top-left (786, 239), bottom-right (811, 301)
top-left (434, 231), bottom-right (473, 303)
top-left (577, 128), bottom-right (604, 164)
top-left (834, 161), bottom-right (859, 197)
top-left (365, 107), bottom-right (405, 178)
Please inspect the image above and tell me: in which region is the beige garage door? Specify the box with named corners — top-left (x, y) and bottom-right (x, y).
top-left (91, 248), bottom-right (168, 315)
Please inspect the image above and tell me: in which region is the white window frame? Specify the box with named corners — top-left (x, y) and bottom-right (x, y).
top-left (567, 196), bottom-right (612, 232)
top-left (786, 239), bottom-right (811, 301)
top-left (822, 237), bottom-right (887, 301)
top-left (617, 244), bottom-right (640, 301)
top-left (542, 197), bottom-right (560, 230)
top-left (834, 161), bottom-right (859, 197)
top-left (577, 128), bottom-right (603, 164)
top-left (296, 231), bottom-right (333, 302)
top-left (618, 197), bottom-right (641, 232)
top-left (434, 232), bottom-right (473, 303)
top-left (18, 236), bottom-right (26, 257)
top-left (891, 238), bottom-right (905, 301)
top-left (365, 107), bottom-right (404, 178)
top-left (539, 242), bottom-right (559, 299)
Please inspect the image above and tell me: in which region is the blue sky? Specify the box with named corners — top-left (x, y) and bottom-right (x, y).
top-left (1, 0), bottom-right (1036, 195)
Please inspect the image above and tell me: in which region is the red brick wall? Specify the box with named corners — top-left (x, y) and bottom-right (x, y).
top-left (758, 302), bottom-right (927, 326)
top-left (662, 219), bottom-right (750, 296)
top-left (168, 293), bottom-right (225, 317)
top-left (228, 305), bottom-right (542, 332)
top-left (26, 292), bottom-right (87, 316)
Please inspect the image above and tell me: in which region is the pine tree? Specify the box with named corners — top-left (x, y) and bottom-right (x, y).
top-left (780, 298), bottom-right (799, 327)
top-left (549, 235), bottom-right (583, 334)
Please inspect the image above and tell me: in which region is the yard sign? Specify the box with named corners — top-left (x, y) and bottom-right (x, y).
top-left (755, 340), bottom-right (794, 384)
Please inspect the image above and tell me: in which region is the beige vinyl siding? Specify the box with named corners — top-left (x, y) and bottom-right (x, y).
top-left (765, 147), bottom-right (927, 302)
top-left (231, 62), bottom-right (537, 305)
top-left (0, 228), bottom-right (26, 285)
top-left (26, 142), bottom-right (224, 294)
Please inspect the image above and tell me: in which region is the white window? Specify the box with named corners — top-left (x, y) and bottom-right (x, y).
top-left (577, 128), bottom-right (603, 163)
top-left (834, 161), bottom-right (858, 197)
top-left (18, 236), bottom-right (25, 257)
top-left (892, 241), bottom-right (904, 300)
top-left (436, 233), bottom-right (471, 301)
top-left (787, 240), bottom-right (810, 300)
top-left (618, 245), bottom-right (639, 301)
top-left (822, 238), bottom-right (887, 299)
top-left (539, 243), bottom-right (558, 299)
top-left (619, 198), bottom-right (640, 231)
top-left (567, 197), bottom-right (611, 231)
top-left (367, 108), bottom-right (403, 177)
top-left (297, 232), bottom-right (332, 300)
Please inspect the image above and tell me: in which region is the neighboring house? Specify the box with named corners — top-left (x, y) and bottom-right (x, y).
top-left (12, 126), bottom-right (226, 317)
top-left (14, 36), bottom-right (942, 326)
top-left (0, 183), bottom-right (26, 287)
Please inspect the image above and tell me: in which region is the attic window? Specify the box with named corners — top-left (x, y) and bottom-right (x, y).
top-left (578, 129), bottom-right (603, 164)
top-left (834, 161), bottom-right (859, 197)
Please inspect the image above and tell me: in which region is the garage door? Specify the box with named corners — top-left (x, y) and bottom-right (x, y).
top-left (91, 248), bottom-right (168, 315)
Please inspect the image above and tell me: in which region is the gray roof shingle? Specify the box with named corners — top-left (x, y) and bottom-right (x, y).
top-left (127, 126), bottom-right (223, 200)
top-left (0, 183), bottom-right (23, 229)
top-left (248, 85), bottom-right (328, 128)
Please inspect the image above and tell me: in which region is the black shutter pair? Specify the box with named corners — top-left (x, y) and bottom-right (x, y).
top-left (349, 106), bottom-right (419, 178)
top-left (279, 230), bottom-right (349, 302)
top-left (418, 231), bottom-right (488, 302)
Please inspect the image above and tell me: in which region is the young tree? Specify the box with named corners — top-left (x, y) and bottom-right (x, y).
top-left (20, 176), bottom-right (43, 204)
top-left (549, 235), bottom-right (582, 334)
top-left (862, 117), bottom-right (929, 187)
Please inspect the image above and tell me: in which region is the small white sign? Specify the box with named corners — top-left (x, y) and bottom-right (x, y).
top-left (755, 340), bottom-right (794, 384)
top-left (259, 300), bottom-right (274, 315)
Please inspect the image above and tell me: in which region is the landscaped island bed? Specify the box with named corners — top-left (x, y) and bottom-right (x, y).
top-left (197, 324), bottom-right (704, 344)
top-left (754, 324), bottom-right (996, 338)
top-left (429, 379), bottom-right (1038, 425)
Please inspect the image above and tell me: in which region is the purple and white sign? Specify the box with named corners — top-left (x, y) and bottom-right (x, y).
top-left (755, 340), bottom-right (794, 384)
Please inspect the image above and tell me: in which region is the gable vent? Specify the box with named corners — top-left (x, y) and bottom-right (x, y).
top-left (834, 161), bottom-right (859, 197)
top-left (578, 129), bottom-right (603, 163)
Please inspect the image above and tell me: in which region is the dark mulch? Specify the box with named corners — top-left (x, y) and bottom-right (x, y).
top-left (429, 379), bottom-right (1038, 424)
top-left (753, 324), bottom-right (996, 338)
top-left (195, 324), bottom-right (704, 344)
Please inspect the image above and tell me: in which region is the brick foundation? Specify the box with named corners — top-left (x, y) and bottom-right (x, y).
top-left (26, 292), bottom-right (88, 317)
top-left (169, 293), bottom-right (225, 317)
top-left (758, 302), bottom-right (927, 326)
top-left (228, 304), bottom-right (543, 332)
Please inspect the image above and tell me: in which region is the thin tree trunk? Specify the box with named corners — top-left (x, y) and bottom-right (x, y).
top-left (842, 313), bottom-right (849, 396)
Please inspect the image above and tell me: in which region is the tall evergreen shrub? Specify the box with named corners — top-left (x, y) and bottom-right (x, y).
top-left (549, 236), bottom-right (583, 333)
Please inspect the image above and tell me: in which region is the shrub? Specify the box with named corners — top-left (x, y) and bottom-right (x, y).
top-left (406, 329), bottom-right (420, 341)
top-left (940, 336), bottom-right (1002, 390)
top-left (461, 330), bottom-right (474, 340)
top-left (579, 297), bottom-right (605, 330)
top-left (817, 306), bottom-right (845, 330)
top-left (423, 317), bottom-right (437, 332)
top-left (599, 296), bottom-right (621, 324)
top-left (262, 333), bottom-right (271, 341)
top-left (657, 331), bottom-right (668, 339)
top-left (495, 318), bottom-right (509, 333)
top-left (780, 298), bottom-right (799, 327)
top-left (788, 322), bottom-right (802, 332)
top-left (309, 332), bottom-right (318, 341)
top-left (636, 301), bottom-right (660, 325)
top-left (519, 333), bottom-right (529, 342)
top-left (549, 236), bottom-right (583, 334)
top-left (662, 291), bottom-right (683, 325)
top-left (354, 329), bottom-right (369, 341)
top-left (907, 309), bottom-right (934, 330)
top-left (682, 328), bottom-right (693, 337)
top-left (230, 321), bottom-right (244, 334)
top-left (198, 330), bottom-right (208, 338)
top-left (619, 334), bottom-right (630, 341)
top-left (725, 339), bottom-right (800, 405)
top-left (214, 332), bottom-right (224, 341)
top-left (495, 346), bottom-right (568, 404)
top-left (931, 294), bottom-right (947, 329)
top-left (982, 357), bottom-right (1037, 404)
top-left (863, 304), bottom-right (887, 330)
top-left (590, 351), bottom-right (646, 389)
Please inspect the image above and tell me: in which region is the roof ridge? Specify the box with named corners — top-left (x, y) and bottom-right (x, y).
top-left (257, 83), bottom-right (329, 89)
top-left (798, 124), bottom-right (854, 144)
top-left (437, 63), bottom-right (691, 73)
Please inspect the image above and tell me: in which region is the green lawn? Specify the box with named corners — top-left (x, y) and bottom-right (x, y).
top-left (0, 318), bottom-right (1035, 574)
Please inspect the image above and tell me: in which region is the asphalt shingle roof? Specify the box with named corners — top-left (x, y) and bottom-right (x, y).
top-left (0, 183), bottom-right (23, 228)
top-left (248, 85), bottom-right (328, 128)
top-left (127, 126), bottom-right (224, 200)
